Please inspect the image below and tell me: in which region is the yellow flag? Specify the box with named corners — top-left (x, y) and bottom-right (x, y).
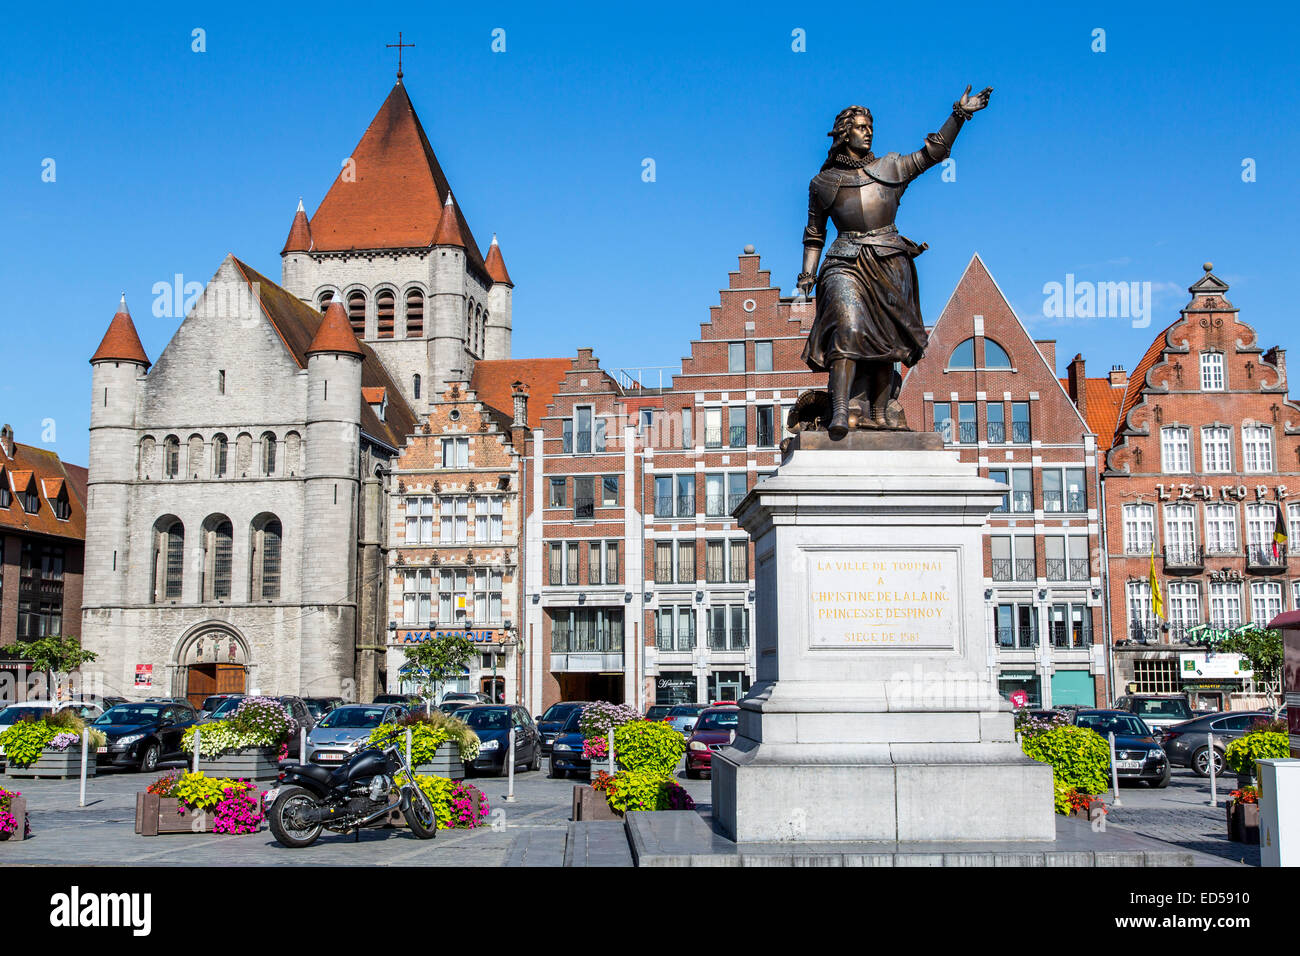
top-left (1149, 546), bottom-right (1164, 620)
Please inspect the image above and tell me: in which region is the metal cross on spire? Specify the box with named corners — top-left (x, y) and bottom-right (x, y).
top-left (387, 31), bottom-right (414, 80)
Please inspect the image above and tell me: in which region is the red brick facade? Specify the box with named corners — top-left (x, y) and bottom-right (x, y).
top-left (1100, 265), bottom-right (1299, 710)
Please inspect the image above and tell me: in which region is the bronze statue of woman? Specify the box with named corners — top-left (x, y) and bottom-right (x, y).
top-left (797, 85), bottom-right (993, 438)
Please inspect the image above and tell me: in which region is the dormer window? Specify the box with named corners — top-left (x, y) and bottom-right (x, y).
top-left (0, 469), bottom-right (9, 508)
top-left (22, 489), bottom-right (38, 514)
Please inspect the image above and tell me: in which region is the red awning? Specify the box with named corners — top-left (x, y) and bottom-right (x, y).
top-left (1267, 610), bottom-right (1300, 631)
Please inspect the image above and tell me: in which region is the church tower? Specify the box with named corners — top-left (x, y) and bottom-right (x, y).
top-left (279, 77), bottom-right (513, 411)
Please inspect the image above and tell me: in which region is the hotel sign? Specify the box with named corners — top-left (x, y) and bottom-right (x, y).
top-left (806, 548), bottom-right (960, 650)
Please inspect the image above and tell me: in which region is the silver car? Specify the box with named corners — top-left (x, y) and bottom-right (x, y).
top-left (304, 703), bottom-right (405, 766)
top-left (662, 703), bottom-right (709, 737)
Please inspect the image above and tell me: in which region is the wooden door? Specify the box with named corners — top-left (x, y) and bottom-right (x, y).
top-left (215, 664), bottom-right (245, 695)
top-left (186, 665), bottom-right (217, 710)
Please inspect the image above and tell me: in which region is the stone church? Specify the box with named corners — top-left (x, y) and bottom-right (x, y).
top-left (81, 77), bottom-right (516, 705)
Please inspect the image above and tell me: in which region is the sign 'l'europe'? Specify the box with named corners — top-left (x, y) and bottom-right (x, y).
top-left (805, 548), bottom-right (960, 650)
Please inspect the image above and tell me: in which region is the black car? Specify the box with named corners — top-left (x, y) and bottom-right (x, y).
top-left (457, 705), bottom-right (541, 776)
top-left (277, 695), bottom-right (316, 735)
top-left (1072, 709), bottom-right (1170, 787)
top-left (536, 700), bottom-right (589, 755)
top-left (302, 697), bottom-right (345, 722)
top-left (548, 707), bottom-right (591, 779)
top-left (1159, 710), bottom-right (1273, 776)
top-left (93, 701), bottom-right (198, 772)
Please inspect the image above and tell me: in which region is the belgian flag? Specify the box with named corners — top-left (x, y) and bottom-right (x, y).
top-left (1274, 501), bottom-right (1288, 559)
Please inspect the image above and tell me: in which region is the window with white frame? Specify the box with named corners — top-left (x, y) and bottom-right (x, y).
top-left (1251, 580), bottom-right (1283, 625)
top-left (587, 540), bottom-right (620, 585)
top-left (1293, 579), bottom-right (1300, 612)
top-left (405, 496), bottom-right (434, 544)
top-left (1204, 503), bottom-right (1238, 554)
top-left (563, 406), bottom-right (604, 454)
top-left (1289, 502), bottom-right (1300, 539)
top-left (438, 569), bottom-right (469, 624)
top-left (1166, 581), bottom-right (1201, 628)
top-left (655, 606), bottom-right (696, 651)
top-left (1200, 351), bottom-right (1225, 391)
top-left (1160, 426), bottom-right (1191, 473)
top-left (1209, 581), bottom-right (1243, 628)
top-left (474, 496), bottom-right (503, 543)
top-left (1243, 425), bottom-right (1274, 473)
top-left (1163, 503), bottom-right (1197, 556)
top-left (440, 496), bottom-right (468, 543)
top-left (1245, 502), bottom-right (1276, 550)
top-left (472, 569), bottom-right (504, 623)
top-left (1201, 426), bottom-right (1232, 473)
top-left (1127, 580), bottom-right (1156, 636)
top-left (1123, 503), bottom-right (1155, 553)
top-left (441, 437), bottom-right (468, 468)
top-left (403, 569), bottom-right (432, 625)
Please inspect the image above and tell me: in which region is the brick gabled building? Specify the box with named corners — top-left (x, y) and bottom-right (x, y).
top-left (899, 254), bottom-right (1106, 707)
top-left (0, 424), bottom-right (87, 668)
top-left (642, 248), bottom-right (820, 707)
top-left (1101, 264), bottom-right (1300, 710)
top-left (521, 349), bottom-right (657, 709)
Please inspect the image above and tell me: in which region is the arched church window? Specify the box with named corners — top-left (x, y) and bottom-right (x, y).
top-left (984, 339), bottom-right (1012, 368)
top-left (284, 431), bottom-right (301, 476)
top-left (153, 518), bottom-right (184, 602)
top-left (948, 338), bottom-right (975, 369)
top-left (250, 514), bottom-right (283, 600)
top-left (413, 374), bottom-right (422, 400)
top-left (139, 436), bottom-right (156, 479)
top-left (376, 289), bottom-right (395, 339)
top-left (318, 290), bottom-right (334, 312)
top-left (261, 432), bottom-right (277, 476)
top-left (187, 434), bottom-right (204, 478)
top-left (163, 436), bottom-right (180, 479)
top-left (347, 291), bottom-right (367, 338)
top-left (406, 289), bottom-right (424, 337)
top-left (212, 434), bottom-right (229, 478)
top-left (236, 432), bottom-right (253, 476)
top-left (201, 515), bottom-right (234, 601)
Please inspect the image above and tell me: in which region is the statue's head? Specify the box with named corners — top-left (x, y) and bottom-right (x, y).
top-left (827, 105), bottom-right (873, 157)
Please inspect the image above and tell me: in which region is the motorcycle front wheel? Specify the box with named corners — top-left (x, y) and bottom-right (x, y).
top-left (268, 786), bottom-right (325, 848)
top-left (402, 785), bottom-right (438, 839)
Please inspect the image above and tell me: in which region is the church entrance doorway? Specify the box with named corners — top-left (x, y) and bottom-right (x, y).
top-left (185, 664), bottom-right (246, 710)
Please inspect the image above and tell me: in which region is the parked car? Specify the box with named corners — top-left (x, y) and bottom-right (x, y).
top-left (1159, 710), bottom-right (1274, 776)
top-left (277, 695), bottom-right (316, 735)
top-left (536, 701), bottom-right (589, 755)
top-left (685, 706), bottom-right (740, 778)
top-left (302, 697), bottom-right (345, 722)
top-left (645, 704), bottom-right (673, 722)
top-left (305, 703), bottom-right (406, 765)
top-left (0, 700), bottom-right (106, 760)
top-left (441, 691), bottom-right (489, 706)
top-left (663, 703), bottom-right (709, 736)
top-left (1112, 694), bottom-right (1195, 732)
top-left (92, 701), bottom-right (199, 772)
top-left (1072, 709), bottom-right (1170, 787)
top-left (197, 693), bottom-right (245, 720)
top-left (548, 707), bottom-right (590, 779)
top-left (199, 695), bottom-right (248, 723)
top-left (457, 704), bottom-right (541, 776)
top-left (373, 694), bottom-right (420, 706)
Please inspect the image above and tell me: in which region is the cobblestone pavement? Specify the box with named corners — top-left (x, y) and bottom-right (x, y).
top-left (0, 759), bottom-right (1256, 866)
top-left (0, 759), bottom-right (713, 867)
top-left (1100, 767), bottom-right (1260, 866)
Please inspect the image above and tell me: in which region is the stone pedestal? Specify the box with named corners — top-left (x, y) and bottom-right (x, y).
top-left (712, 433), bottom-right (1054, 842)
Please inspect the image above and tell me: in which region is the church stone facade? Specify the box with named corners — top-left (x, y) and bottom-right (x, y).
top-left (82, 79), bottom-right (511, 706)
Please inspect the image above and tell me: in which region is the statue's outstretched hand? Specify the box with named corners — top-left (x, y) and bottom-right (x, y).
top-left (958, 85), bottom-right (993, 114)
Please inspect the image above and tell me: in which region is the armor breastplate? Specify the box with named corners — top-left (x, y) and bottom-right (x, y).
top-left (828, 180), bottom-right (901, 234)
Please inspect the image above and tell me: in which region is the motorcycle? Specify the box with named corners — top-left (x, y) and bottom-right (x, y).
top-left (265, 729), bottom-right (438, 848)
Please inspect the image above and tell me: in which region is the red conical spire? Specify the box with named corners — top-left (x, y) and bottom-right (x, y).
top-left (281, 198), bottom-right (312, 253)
top-left (432, 193), bottom-right (466, 248)
top-left (90, 294), bottom-right (151, 368)
top-left (307, 301), bottom-right (365, 358)
top-left (485, 234), bottom-right (513, 287)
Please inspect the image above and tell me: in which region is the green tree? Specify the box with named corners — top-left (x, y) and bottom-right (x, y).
top-left (10, 635), bottom-right (98, 700)
top-left (1214, 626), bottom-right (1283, 706)
top-left (400, 632), bottom-right (477, 705)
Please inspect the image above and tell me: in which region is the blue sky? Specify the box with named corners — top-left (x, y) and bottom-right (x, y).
top-left (2, 1), bottom-right (1297, 463)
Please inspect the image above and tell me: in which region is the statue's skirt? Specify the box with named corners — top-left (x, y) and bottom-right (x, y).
top-left (802, 244), bottom-right (927, 373)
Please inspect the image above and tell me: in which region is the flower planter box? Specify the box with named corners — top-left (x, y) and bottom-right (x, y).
top-left (7, 749), bottom-right (97, 780)
top-left (0, 796), bottom-right (26, 842)
top-left (572, 784), bottom-right (619, 821)
top-left (1069, 797), bottom-right (1107, 823)
top-left (413, 742), bottom-right (462, 779)
top-left (1226, 801), bottom-right (1260, 844)
top-left (197, 748), bottom-right (281, 781)
top-left (385, 784), bottom-right (485, 828)
top-left (135, 791), bottom-right (267, 836)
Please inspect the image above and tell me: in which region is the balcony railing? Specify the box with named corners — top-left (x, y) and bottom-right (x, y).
top-left (1011, 421), bottom-right (1030, 443)
top-left (1127, 620), bottom-right (1163, 644)
top-left (705, 495), bottom-right (726, 516)
top-left (1246, 544), bottom-right (1288, 572)
top-left (1069, 558), bottom-right (1090, 581)
top-left (1163, 545), bottom-right (1204, 571)
top-left (705, 563), bottom-right (726, 583)
top-left (995, 626), bottom-right (1038, 649)
top-left (1014, 558), bottom-right (1036, 581)
top-left (992, 558), bottom-right (1012, 582)
top-left (727, 492), bottom-right (746, 512)
top-left (1204, 541), bottom-right (1238, 557)
top-left (1011, 491), bottom-right (1033, 513)
top-left (756, 423), bottom-right (775, 447)
top-left (574, 497), bottom-right (594, 520)
top-left (654, 564), bottom-right (674, 584)
top-left (656, 630), bottom-right (696, 652)
top-left (1043, 492), bottom-right (1063, 513)
top-left (677, 494), bottom-right (694, 516)
top-left (1045, 558), bottom-right (1066, 581)
top-left (1049, 624), bottom-right (1092, 648)
top-left (551, 627), bottom-right (623, 654)
top-left (1066, 491), bottom-right (1087, 512)
top-left (729, 425), bottom-right (747, 448)
top-left (704, 428), bottom-right (723, 449)
top-left (957, 422), bottom-right (976, 444)
top-left (707, 628), bottom-right (749, 651)
top-left (654, 495), bottom-right (674, 517)
top-left (987, 422), bottom-right (1005, 444)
